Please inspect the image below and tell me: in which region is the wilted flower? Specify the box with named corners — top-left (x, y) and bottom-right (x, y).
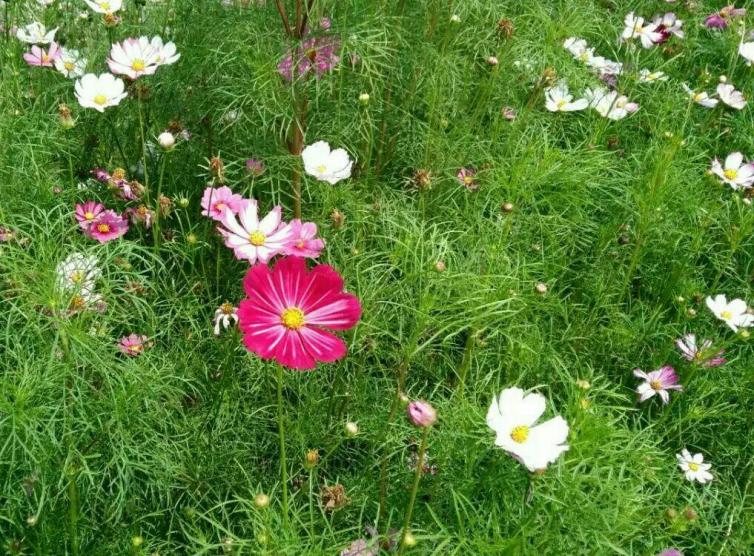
top-left (486, 387), bottom-right (569, 472)
top-left (245, 158), bottom-right (265, 177)
top-left (633, 366), bottom-right (682, 404)
top-left (23, 42), bottom-right (60, 67)
top-left (74, 201), bottom-right (105, 230)
top-left (456, 167), bottom-right (479, 190)
top-left (682, 84), bottom-right (718, 108)
top-left (320, 483), bottom-right (350, 512)
top-left (237, 256), bottom-right (361, 370)
top-left (717, 83), bottom-right (747, 110)
top-left (54, 47), bottom-right (86, 78)
top-left (302, 141), bottom-right (353, 184)
top-left (675, 334), bottom-right (726, 367)
top-left (284, 219), bottom-right (325, 258)
top-left (340, 538), bottom-right (378, 556)
top-left (16, 22), bottom-right (57, 44)
top-left (710, 153), bottom-right (754, 190)
top-left (74, 73), bottom-right (128, 112)
top-left (213, 302), bottom-right (239, 335)
top-left (87, 210), bottom-right (129, 243)
top-left (706, 294), bottom-right (754, 332)
top-left (118, 334), bottom-right (150, 356)
top-left (124, 205), bottom-right (154, 228)
top-left (407, 401), bottom-right (437, 427)
top-left (676, 449), bottom-right (713, 484)
top-left (217, 200), bottom-right (293, 264)
top-left (544, 82), bottom-right (588, 112)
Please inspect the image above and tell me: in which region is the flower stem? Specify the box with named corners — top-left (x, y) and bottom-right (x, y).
top-left (276, 364), bottom-right (289, 528)
top-left (137, 96), bottom-right (150, 204)
top-left (153, 151), bottom-right (169, 254)
top-left (397, 427), bottom-right (430, 555)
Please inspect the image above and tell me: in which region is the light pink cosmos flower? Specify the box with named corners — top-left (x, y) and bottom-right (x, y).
top-left (676, 334), bottom-right (726, 367)
top-left (107, 37), bottom-right (160, 80)
top-left (710, 152), bottom-right (754, 190)
top-left (284, 219), bottom-right (325, 258)
top-left (119, 334), bottom-right (149, 356)
top-left (200, 186), bottom-right (243, 220)
top-left (457, 167), bottom-right (479, 190)
top-left (23, 42), bottom-right (60, 67)
top-left (633, 366), bottom-right (682, 404)
top-left (87, 210), bottom-right (129, 243)
top-left (277, 36), bottom-right (340, 81)
top-left (217, 200), bottom-right (293, 264)
top-left (75, 201), bottom-right (105, 230)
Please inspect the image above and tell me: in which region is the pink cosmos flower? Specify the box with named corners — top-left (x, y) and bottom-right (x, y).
top-left (23, 42), bottom-right (60, 67)
top-left (277, 36), bottom-right (341, 81)
top-left (457, 167), bottom-right (479, 190)
top-left (218, 200), bottom-right (293, 264)
top-left (200, 186), bottom-right (243, 220)
top-left (706, 5), bottom-right (746, 29)
top-left (675, 334), bottom-right (726, 367)
top-left (119, 334), bottom-right (149, 356)
top-left (633, 366), bottom-right (682, 404)
top-left (87, 210), bottom-right (128, 243)
top-left (91, 167), bottom-right (111, 182)
top-left (74, 201), bottom-right (105, 230)
top-left (407, 401), bottom-right (437, 427)
top-left (284, 219), bottom-right (325, 258)
top-left (237, 256), bottom-right (362, 370)
top-left (245, 159), bottom-right (265, 177)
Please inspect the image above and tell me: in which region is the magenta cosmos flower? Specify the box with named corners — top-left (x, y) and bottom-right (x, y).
top-left (706, 5), bottom-right (745, 29)
top-left (200, 185), bottom-right (243, 221)
top-left (675, 334), bottom-right (726, 368)
top-left (284, 219), bottom-right (325, 258)
top-left (75, 201), bottom-right (105, 230)
top-left (119, 334), bottom-right (149, 356)
top-left (87, 210), bottom-right (128, 243)
top-left (277, 36), bottom-right (341, 81)
top-left (633, 366), bottom-right (682, 404)
top-left (218, 199), bottom-right (293, 264)
top-left (237, 256), bottom-right (361, 370)
top-left (24, 42), bottom-right (60, 67)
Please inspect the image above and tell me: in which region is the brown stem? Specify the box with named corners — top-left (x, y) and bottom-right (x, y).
top-left (297, 0), bottom-right (316, 37)
top-left (287, 98), bottom-right (308, 219)
top-left (275, 0), bottom-right (294, 37)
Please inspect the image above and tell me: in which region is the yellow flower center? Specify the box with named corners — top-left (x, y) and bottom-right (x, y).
top-left (220, 302), bottom-right (234, 315)
top-left (84, 211), bottom-right (95, 220)
top-left (99, 1), bottom-right (111, 8)
top-left (634, 23), bottom-right (643, 33)
top-left (281, 307), bottom-right (305, 330)
top-left (510, 425), bottom-right (529, 444)
top-left (693, 92), bottom-right (704, 102)
top-left (721, 310), bottom-right (733, 320)
top-left (463, 176), bottom-right (474, 185)
top-left (579, 52), bottom-right (589, 62)
top-left (64, 61), bottom-right (74, 71)
top-left (249, 231), bottom-right (266, 246)
top-left (131, 59), bottom-right (145, 71)
top-left (93, 94), bottom-right (107, 106)
top-left (214, 202), bottom-right (226, 212)
top-left (315, 164), bottom-right (328, 174)
top-left (70, 270), bottom-right (84, 283)
top-left (557, 99), bottom-right (567, 109)
top-left (97, 223), bottom-right (111, 233)
top-left (42, 53), bottom-right (50, 63)
top-left (649, 379), bottom-right (662, 391)
top-left (295, 240), bottom-right (305, 248)
top-left (724, 169), bottom-right (738, 180)
top-left (129, 344), bottom-right (143, 353)
top-left (688, 462), bottom-right (699, 472)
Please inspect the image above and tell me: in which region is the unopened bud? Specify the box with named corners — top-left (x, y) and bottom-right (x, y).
top-left (158, 131), bottom-right (176, 150)
top-left (131, 536), bottom-right (144, 548)
top-left (304, 449), bottom-right (320, 468)
top-left (345, 421), bottom-right (359, 437)
top-left (359, 92), bottom-right (370, 105)
top-left (534, 282), bottom-right (548, 294)
top-left (253, 493), bottom-right (270, 509)
top-left (402, 531), bottom-right (417, 547)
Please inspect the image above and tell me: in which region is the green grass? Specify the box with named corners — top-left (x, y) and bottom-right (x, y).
top-left (2, 0), bottom-right (754, 553)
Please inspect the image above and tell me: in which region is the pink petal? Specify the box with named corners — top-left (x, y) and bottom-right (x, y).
top-left (298, 326), bottom-right (347, 363)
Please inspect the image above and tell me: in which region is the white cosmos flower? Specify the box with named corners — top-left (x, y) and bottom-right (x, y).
top-left (710, 152), bottom-right (754, 190)
top-left (75, 73), bottom-right (128, 112)
top-left (564, 37), bottom-right (590, 60)
top-left (584, 87), bottom-right (639, 120)
top-left (676, 449), bottom-right (713, 484)
top-left (107, 37), bottom-right (161, 79)
top-left (563, 37), bottom-right (622, 74)
top-left (654, 12), bottom-right (684, 39)
top-left (84, 0), bottom-right (122, 13)
top-left (717, 83), bottom-right (747, 110)
top-left (213, 302), bottom-right (239, 336)
top-left (682, 84), bottom-right (718, 108)
top-left (217, 200), bottom-right (294, 264)
top-left (149, 36), bottom-right (181, 66)
top-left (56, 253), bottom-right (100, 299)
top-left (37, 0), bottom-right (56, 6)
top-left (706, 294), bottom-right (754, 332)
top-left (544, 83), bottom-right (588, 112)
top-left (302, 140), bottom-right (353, 185)
top-left (54, 48), bottom-right (86, 78)
top-left (639, 69), bottom-right (667, 82)
top-left (486, 387), bottom-right (569, 472)
top-left (739, 42), bottom-right (754, 65)
top-left (16, 22), bottom-right (57, 44)
top-left (621, 12), bottom-right (662, 48)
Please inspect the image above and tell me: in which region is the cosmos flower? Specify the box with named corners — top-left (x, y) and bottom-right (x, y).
top-left (108, 37), bottom-right (161, 79)
top-left (738, 42), bottom-right (754, 66)
top-left (200, 186), bottom-right (244, 220)
top-left (56, 253), bottom-right (100, 297)
top-left (284, 219), bottom-right (325, 258)
top-left (217, 200), bottom-right (293, 264)
top-left (237, 256), bottom-right (362, 370)
top-left (301, 141), bottom-right (353, 185)
top-left (74, 73), bottom-right (128, 112)
top-left (456, 167), bottom-right (479, 190)
top-left (87, 210), bottom-right (129, 243)
top-left (621, 12), bottom-right (662, 49)
top-left (54, 47), bottom-right (86, 78)
top-left (277, 36), bottom-right (341, 81)
top-left (656, 550), bottom-right (683, 556)
top-left (676, 449), bottom-right (713, 484)
top-left (710, 153), bottom-right (754, 190)
top-left (16, 22), bottom-right (57, 44)
top-left (213, 302), bottom-right (239, 336)
top-left (486, 387), bottom-right (569, 472)
top-left (119, 334), bottom-right (150, 356)
top-left (638, 69), bottom-right (668, 83)
top-left (563, 37), bottom-right (622, 74)
top-left (149, 36), bottom-right (181, 66)
top-left (544, 83), bottom-right (588, 112)
top-left (682, 84), bottom-right (718, 108)
top-left (706, 294), bottom-right (754, 332)
top-left (633, 366), bottom-right (682, 404)
top-left (75, 201), bottom-right (105, 230)
top-left (652, 12), bottom-right (684, 43)
top-left (584, 87), bottom-right (639, 120)
top-left (717, 83), bottom-right (747, 110)
top-left (124, 205), bottom-right (154, 228)
top-left (23, 42), bottom-right (60, 67)
top-left (675, 334), bottom-right (726, 368)
top-left (245, 159), bottom-right (265, 177)
top-left (84, 0), bottom-right (122, 13)
top-left (705, 5), bottom-right (745, 29)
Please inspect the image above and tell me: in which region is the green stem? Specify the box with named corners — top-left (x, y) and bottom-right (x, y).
top-left (59, 329), bottom-right (79, 556)
top-left (153, 151), bottom-right (169, 254)
top-left (397, 427), bottom-right (430, 555)
top-left (137, 96), bottom-right (150, 204)
top-left (454, 329), bottom-right (477, 396)
top-left (108, 114), bottom-right (128, 168)
top-left (276, 364), bottom-right (289, 528)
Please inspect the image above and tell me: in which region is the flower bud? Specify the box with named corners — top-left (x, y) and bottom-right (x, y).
top-left (450, 14), bottom-right (461, 23)
top-left (502, 202), bottom-right (514, 213)
top-left (487, 56), bottom-right (499, 66)
top-left (407, 400), bottom-right (437, 427)
top-left (254, 492), bottom-right (270, 508)
top-left (345, 421), bottom-right (359, 437)
top-left (534, 282), bottom-right (547, 294)
top-left (304, 449), bottom-right (320, 469)
top-left (434, 261), bottom-right (446, 272)
top-left (177, 197), bottom-right (189, 208)
top-left (186, 233), bottom-right (198, 245)
top-left (131, 536), bottom-right (144, 548)
top-left (158, 131), bottom-right (176, 150)
top-left (245, 159), bottom-right (265, 177)
top-left (359, 92), bottom-right (370, 105)
top-left (402, 531), bottom-right (417, 548)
